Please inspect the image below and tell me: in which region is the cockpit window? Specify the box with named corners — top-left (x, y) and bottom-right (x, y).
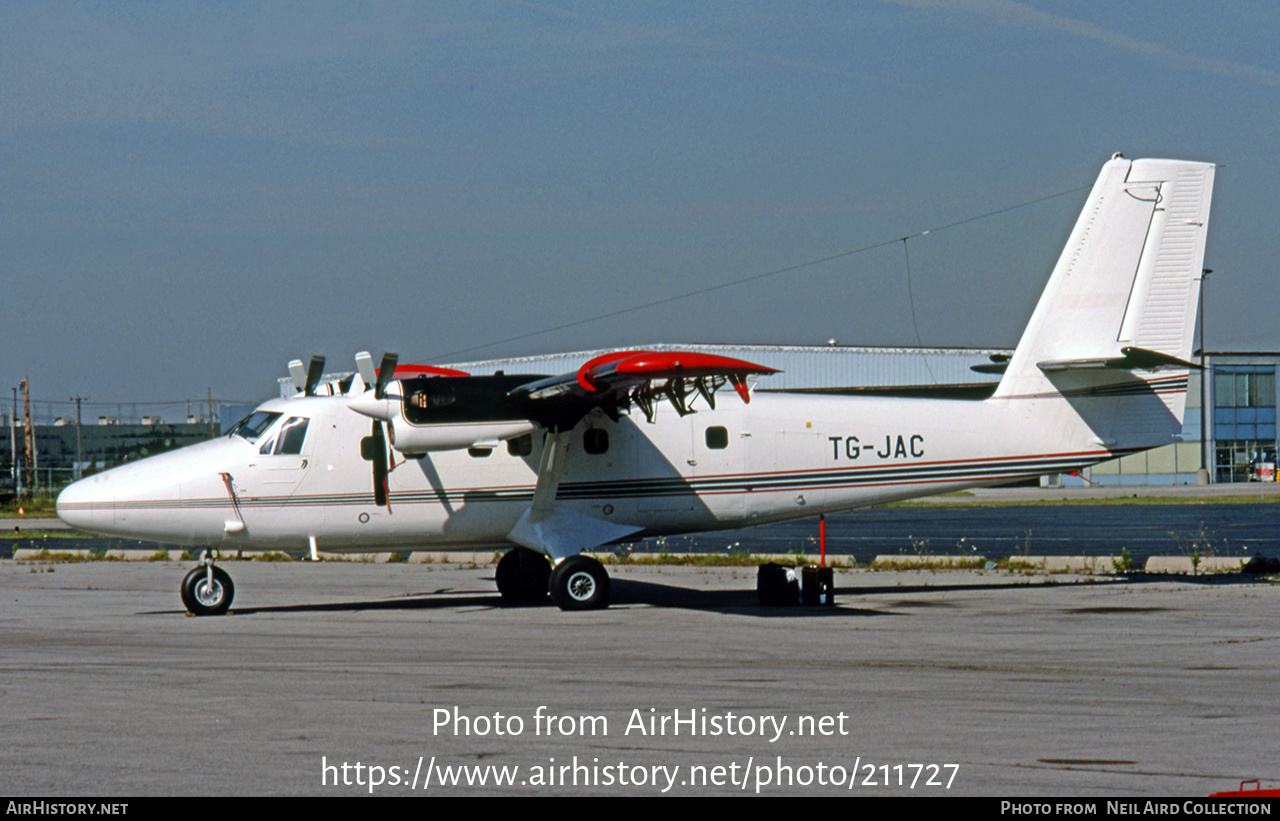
top-left (255, 417), bottom-right (310, 455)
top-left (274, 417), bottom-right (310, 455)
top-left (228, 411), bottom-right (282, 443)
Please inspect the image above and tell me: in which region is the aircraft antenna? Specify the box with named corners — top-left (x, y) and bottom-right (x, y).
top-left (901, 237), bottom-right (938, 385)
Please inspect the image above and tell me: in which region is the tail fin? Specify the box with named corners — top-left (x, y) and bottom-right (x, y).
top-left (993, 156), bottom-right (1215, 401)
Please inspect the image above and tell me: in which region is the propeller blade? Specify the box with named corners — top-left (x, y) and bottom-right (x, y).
top-left (304, 355), bottom-right (326, 396)
top-left (354, 351), bottom-right (377, 390)
top-left (288, 360), bottom-right (307, 393)
top-left (366, 420), bottom-right (389, 507)
top-left (375, 352), bottom-right (399, 399)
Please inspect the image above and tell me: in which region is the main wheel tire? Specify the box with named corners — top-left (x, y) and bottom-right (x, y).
top-left (548, 555), bottom-right (610, 611)
top-left (180, 566), bottom-right (235, 616)
top-left (495, 547), bottom-right (551, 603)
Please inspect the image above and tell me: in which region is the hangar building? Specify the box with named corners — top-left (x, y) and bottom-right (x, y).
top-left (445, 344), bottom-right (1278, 486)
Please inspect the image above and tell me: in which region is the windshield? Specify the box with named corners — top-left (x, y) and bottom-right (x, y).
top-left (227, 411), bottom-right (282, 443)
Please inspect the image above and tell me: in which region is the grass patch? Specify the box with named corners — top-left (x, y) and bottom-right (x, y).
top-left (599, 552), bottom-right (780, 567)
top-left (17, 548), bottom-right (112, 563)
top-left (252, 551), bottom-right (298, 562)
top-left (0, 529), bottom-right (89, 540)
top-left (593, 552), bottom-right (860, 568)
top-left (887, 494), bottom-right (1279, 508)
top-left (871, 556), bottom-right (990, 571)
top-left (0, 501), bottom-right (59, 517)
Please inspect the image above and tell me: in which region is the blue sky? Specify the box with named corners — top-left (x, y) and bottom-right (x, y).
top-left (3, 1), bottom-right (1277, 414)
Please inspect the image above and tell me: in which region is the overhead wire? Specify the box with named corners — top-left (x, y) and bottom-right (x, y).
top-left (427, 183), bottom-right (1091, 362)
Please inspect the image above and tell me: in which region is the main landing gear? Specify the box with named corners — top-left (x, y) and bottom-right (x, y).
top-left (549, 555), bottom-right (610, 611)
top-left (495, 547), bottom-right (552, 604)
top-left (180, 550), bottom-right (235, 616)
top-left (495, 547), bottom-right (611, 611)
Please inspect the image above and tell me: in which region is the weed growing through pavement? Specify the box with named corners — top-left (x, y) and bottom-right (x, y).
top-left (1169, 522), bottom-right (1225, 573)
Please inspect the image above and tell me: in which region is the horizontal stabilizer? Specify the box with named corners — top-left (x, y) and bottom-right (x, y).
top-left (971, 353), bottom-right (1011, 375)
top-left (1038, 346), bottom-right (1201, 373)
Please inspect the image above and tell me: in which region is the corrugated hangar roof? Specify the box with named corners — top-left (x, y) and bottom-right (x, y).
top-left (444, 344), bottom-right (1011, 391)
top-left (282, 346), bottom-right (1013, 398)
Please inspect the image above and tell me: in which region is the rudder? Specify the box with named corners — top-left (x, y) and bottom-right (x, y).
top-left (993, 156), bottom-right (1215, 401)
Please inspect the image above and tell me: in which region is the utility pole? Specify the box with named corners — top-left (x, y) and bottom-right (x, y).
top-left (21, 378), bottom-right (34, 500)
top-left (70, 395), bottom-right (89, 481)
top-left (9, 387), bottom-right (17, 496)
top-left (207, 388), bottom-right (215, 439)
top-left (1198, 269), bottom-right (1213, 485)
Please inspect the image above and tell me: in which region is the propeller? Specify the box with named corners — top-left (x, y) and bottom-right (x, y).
top-left (360, 419), bottom-right (390, 508)
top-left (354, 351), bottom-right (376, 392)
top-left (287, 355), bottom-right (327, 396)
top-left (353, 351), bottom-right (400, 398)
top-left (304, 356), bottom-right (326, 396)
top-left (374, 352), bottom-right (398, 398)
top-left (353, 351), bottom-right (399, 507)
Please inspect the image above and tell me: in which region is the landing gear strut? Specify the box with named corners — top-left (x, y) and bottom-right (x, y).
top-left (548, 555), bottom-right (610, 611)
top-left (180, 550), bottom-right (235, 616)
top-left (495, 547), bottom-right (551, 603)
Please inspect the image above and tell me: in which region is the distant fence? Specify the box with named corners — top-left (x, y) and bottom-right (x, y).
top-left (5, 467), bottom-right (79, 503)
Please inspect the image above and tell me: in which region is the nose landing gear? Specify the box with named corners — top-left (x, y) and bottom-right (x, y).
top-left (180, 550), bottom-right (235, 616)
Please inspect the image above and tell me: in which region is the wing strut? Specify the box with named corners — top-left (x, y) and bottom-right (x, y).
top-left (506, 430), bottom-right (642, 561)
top-left (529, 430), bottom-right (572, 519)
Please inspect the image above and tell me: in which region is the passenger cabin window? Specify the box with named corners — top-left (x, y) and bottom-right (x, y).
top-left (583, 429), bottom-right (609, 455)
top-left (507, 434), bottom-right (533, 457)
top-left (705, 426), bottom-right (729, 450)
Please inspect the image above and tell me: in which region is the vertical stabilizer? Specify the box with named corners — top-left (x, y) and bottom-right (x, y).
top-left (993, 156), bottom-right (1215, 399)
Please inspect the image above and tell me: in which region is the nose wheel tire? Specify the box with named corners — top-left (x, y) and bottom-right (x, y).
top-left (181, 566), bottom-right (235, 616)
top-left (495, 547), bottom-right (552, 604)
top-left (548, 555), bottom-right (610, 611)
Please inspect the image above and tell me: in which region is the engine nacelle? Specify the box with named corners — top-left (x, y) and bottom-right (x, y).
top-left (347, 372), bottom-right (549, 452)
top-left (386, 416), bottom-right (538, 453)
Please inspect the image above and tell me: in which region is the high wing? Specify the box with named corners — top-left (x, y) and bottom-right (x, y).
top-left (348, 349), bottom-right (778, 454)
top-left (511, 349), bottom-right (777, 422)
top-left (346, 348), bottom-right (778, 562)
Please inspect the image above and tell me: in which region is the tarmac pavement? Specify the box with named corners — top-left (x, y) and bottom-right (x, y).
top-left (1, 559), bottom-right (1276, 797)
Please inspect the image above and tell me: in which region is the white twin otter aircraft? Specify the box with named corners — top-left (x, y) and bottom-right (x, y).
top-left (57, 155), bottom-right (1215, 614)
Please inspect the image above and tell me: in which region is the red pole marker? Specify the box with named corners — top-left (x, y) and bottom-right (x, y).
top-left (819, 514), bottom-right (826, 567)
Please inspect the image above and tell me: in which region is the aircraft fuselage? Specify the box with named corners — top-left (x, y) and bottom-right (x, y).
top-left (56, 385), bottom-right (1175, 553)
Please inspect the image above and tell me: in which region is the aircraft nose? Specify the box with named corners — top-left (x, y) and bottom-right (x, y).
top-left (56, 475), bottom-right (114, 532)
